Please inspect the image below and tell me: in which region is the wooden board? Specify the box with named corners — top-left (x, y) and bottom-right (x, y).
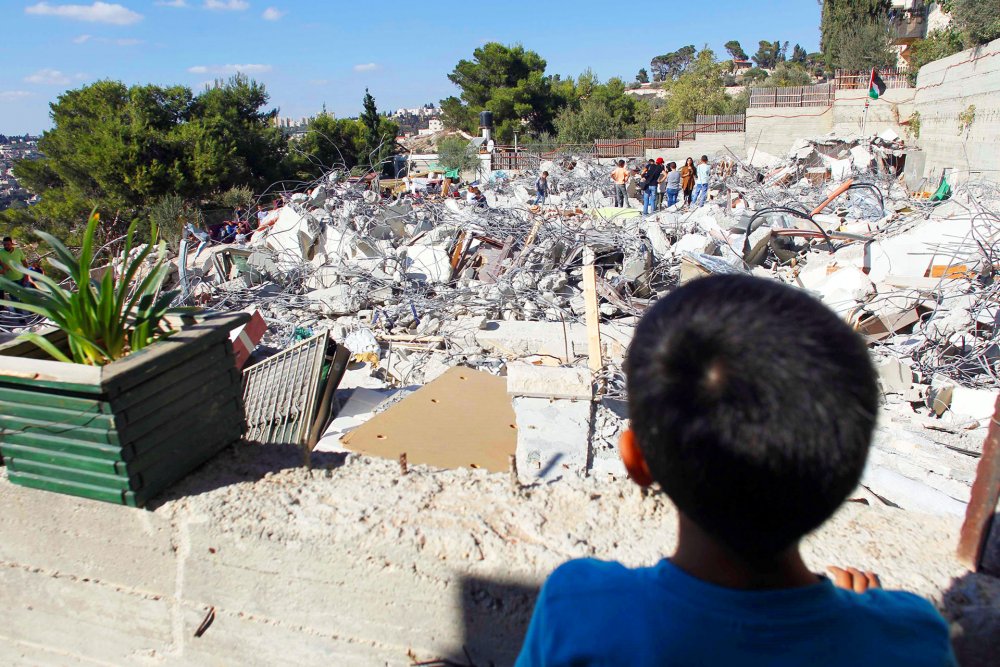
top-left (341, 367), bottom-right (516, 473)
top-left (582, 264), bottom-right (603, 372)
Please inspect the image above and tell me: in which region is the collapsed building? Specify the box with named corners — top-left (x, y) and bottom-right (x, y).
top-left (143, 129), bottom-right (995, 529)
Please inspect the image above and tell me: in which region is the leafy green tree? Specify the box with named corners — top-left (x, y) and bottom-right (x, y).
top-left (555, 76), bottom-right (650, 143)
top-left (752, 40), bottom-right (788, 69)
top-left (285, 112), bottom-right (365, 179)
top-left (725, 40), bottom-right (749, 61)
top-left (439, 43), bottom-right (568, 143)
top-left (821, 0), bottom-right (894, 70)
top-left (760, 62), bottom-right (814, 87)
top-left (791, 44), bottom-right (809, 64)
top-left (636, 68), bottom-right (650, 84)
top-left (357, 90), bottom-right (398, 171)
top-left (950, 0), bottom-right (1000, 46)
top-left (742, 68), bottom-right (770, 85)
top-left (10, 75), bottom-right (285, 239)
top-left (360, 89), bottom-right (380, 160)
top-left (908, 29), bottom-right (965, 82)
top-left (651, 49), bottom-right (747, 130)
top-left (650, 45), bottom-right (696, 82)
top-left (436, 136), bottom-right (480, 174)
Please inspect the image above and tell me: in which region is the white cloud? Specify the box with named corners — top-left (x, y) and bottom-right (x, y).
top-left (24, 69), bottom-right (72, 85)
top-left (203, 0), bottom-right (248, 10)
top-left (155, 0), bottom-right (188, 6)
top-left (25, 2), bottom-right (143, 25)
top-left (261, 7), bottom-right (284, 20)
top-left (353, 63), bottom-right (379, 72)
top-left (74, 34), bottom-right (142, 46)
top-left (187, 63), bottom-right (272, 74)
top-left (0, 91), bottom-right (34, 101)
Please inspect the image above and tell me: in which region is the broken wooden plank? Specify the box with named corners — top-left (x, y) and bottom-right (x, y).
top-left (582, 261), bottom-right (603, 373)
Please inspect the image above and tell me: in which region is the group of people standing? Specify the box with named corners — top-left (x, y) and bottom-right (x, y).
top-left (613, 155), bottom-right (712, 214)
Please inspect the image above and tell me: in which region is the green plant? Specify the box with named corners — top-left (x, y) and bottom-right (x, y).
top-left (147, 193), bottom-right (192, 251)
top-left (436, 136), bottom-right (480, 174)
top-left (905, 110), bottom-right (922, 140)
top-left (0, 212), bottom-right (189, 366)
top-left (219, 185), bottom-right (255, 212)
top-left (958, 104), bottom-right (976, 135)
top-left (908, 29), bottom-right (965, 84)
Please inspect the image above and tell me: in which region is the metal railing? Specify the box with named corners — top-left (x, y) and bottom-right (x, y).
top-left (491, 151), bottom-right (541, 171)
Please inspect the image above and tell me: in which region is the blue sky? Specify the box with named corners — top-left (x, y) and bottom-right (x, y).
top-left (1, 1), bottom-right (823, 134)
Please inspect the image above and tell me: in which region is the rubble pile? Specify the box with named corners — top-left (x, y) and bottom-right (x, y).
top-left (21, 136), bottom-right (991, 519)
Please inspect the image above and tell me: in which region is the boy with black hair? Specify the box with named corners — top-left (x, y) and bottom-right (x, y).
top-left (517, 275), bottom-right (956, 667)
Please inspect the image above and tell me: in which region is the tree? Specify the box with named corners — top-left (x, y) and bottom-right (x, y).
top-left (725, 40), bottom-right (749, 61)
top-left (759, 62), bottom-right (814, 87)
top-left (950, 0), bottom-right (1000, 46)
top-left (791, 44), bottom-right (809, 64)
top-left (650, 45), bottom-right (696, 82)
top-left (10, 75), bottom-right (285, 239)
top-left (752, 40), bottom-right (788, 69)
top-left (356, 89), bottom-right (398, 171)
top-left (285, 112), bottom-right (365, 179)
top-left (436, 136), bottom-right (479, 174)
top-left (555, 76), bottom-right (650, 143)
top-left (439, 43), bottom-right (568, 143)
top-left (908, 29), bottom-right (964, 83)
top-left (742, 68), bottom-right (770, 85)
top-left (821, 1), bottom-right (894, 70)
top-left (636, 68), bottom-right (650, 84)
top-left (650, 49), bottom-right (747, 130)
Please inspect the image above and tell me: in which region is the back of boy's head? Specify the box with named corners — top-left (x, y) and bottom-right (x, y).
top-left (625, 275), bottom-right (878, 560)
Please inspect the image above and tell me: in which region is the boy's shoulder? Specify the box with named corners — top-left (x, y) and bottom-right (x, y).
top-left (520, 559), bottom-right (956, 667)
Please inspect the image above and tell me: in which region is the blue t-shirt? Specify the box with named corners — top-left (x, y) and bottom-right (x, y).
top-left (516, 558), bottom-right (956, 667)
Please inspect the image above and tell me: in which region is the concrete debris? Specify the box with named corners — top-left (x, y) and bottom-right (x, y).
top-left (113, 139), bottom-right (996, 517)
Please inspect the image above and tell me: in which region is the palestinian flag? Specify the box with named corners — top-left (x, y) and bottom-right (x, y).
top-left (868, 68), bottom-right (887, 100)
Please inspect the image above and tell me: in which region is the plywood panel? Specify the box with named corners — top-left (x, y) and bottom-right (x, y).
top-left (341, 367), bottom-right (516, 473)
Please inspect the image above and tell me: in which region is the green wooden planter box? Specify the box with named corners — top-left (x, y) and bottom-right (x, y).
top-left (0, 312), bottom-right (250, 507)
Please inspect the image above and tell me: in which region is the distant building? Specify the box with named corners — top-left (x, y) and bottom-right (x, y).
top-left (889, 1), bottom-right (952, 67)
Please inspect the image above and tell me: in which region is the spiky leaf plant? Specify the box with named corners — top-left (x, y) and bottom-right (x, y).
top-left (0, 213), bottom-right (190, 366)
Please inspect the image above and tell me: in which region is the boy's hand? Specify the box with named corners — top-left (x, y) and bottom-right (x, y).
top-left (827, 566), bottom-right (881, 593)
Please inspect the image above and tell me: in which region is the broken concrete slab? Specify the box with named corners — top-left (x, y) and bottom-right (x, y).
top-left (876, 357), bottom-right (914, 395)
top-left (514, 397), bottom-right (592, 483)
top-left (951, 387), bottom-right (1000, 423)
top-left (506, 363), bottom-right (592, 400)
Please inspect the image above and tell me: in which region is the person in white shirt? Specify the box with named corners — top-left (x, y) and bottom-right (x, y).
top-left (694, 155), bottom-right (711, 207)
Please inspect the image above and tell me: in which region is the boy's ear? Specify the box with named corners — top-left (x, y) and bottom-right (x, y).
top-left (619, 429), bottom-right (653, 488)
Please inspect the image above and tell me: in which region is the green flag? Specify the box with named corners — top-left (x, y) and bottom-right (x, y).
top-left (868, 68), bottom-right (887, 100)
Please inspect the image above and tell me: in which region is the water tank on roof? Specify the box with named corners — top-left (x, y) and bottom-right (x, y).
top-left (479, 110), bottom-right (494, 129)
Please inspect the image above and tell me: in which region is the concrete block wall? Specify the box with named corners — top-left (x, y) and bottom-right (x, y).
top-left (744, 106), bottom-right (834, 157)
top-left (913, 37), bottom-right (1000, 184)
top-left (645, 132), bottom-right (748, 164)
top-left (833, 88), bottom-right (916, 138)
